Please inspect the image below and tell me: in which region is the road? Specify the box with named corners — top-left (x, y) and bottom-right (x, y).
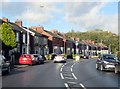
top-left (1, 59), bottom-right (120, 89)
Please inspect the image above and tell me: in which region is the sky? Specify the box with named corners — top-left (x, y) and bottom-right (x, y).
top-left (0, 0), bottom-right (119, 34)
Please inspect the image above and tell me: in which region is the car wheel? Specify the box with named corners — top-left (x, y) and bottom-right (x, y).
top-left (100, 64), bottom-right (104, 71)
top-left (115, 66), bottom-right (118, 74)
top-left (6, 66), bottom-right (11, 74)
top-left (96, 63), bottom-right (99, 70)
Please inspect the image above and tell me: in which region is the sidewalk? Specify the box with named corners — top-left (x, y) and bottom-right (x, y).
top-left (14, 65), bottom-right (28, 68)
top-left (14, 60), bottom-right (50, 69)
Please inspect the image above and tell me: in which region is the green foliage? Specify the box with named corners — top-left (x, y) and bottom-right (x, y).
top-left (0, 23), bottom-right (16, 48)
top-left (66, 29), bottom-right (119, 54)
top-left (46, 53), bottom-right (57, 60)
top-left (72, 54), bottom-right (83, 58)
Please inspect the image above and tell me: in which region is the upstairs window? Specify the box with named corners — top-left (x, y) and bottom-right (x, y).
top-left (23, 33), bottom-right (26, 43)
top-left (16, 32), bottom-right (19, 42)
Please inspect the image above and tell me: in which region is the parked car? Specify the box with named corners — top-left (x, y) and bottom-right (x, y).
top-left (53, 55), bottom-right (66, 63)
top-left (115, 58), bottom-right (120, 73)
top-left (0, 54), bottom-right (11, 75)
top-left (32, 54), bottom-right (44, 64)
top-left (96, 54), bottom-right (119, 73)
top-left (19, 54), bottom-right (44, 65)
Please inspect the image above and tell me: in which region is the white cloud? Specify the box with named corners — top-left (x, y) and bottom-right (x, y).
top-left (63, 2), bottom-right (118, 34)
top-left (1, 1), bottom-right (118, 34)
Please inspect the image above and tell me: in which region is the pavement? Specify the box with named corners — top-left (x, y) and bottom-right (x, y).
top-left (14, 60), bottom-right (50, 68)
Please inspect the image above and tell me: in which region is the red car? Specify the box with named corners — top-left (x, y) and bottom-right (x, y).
top-left (19, 54), bottom-right (44, 65)
top-left (19, 54), bottom-right (32, 65)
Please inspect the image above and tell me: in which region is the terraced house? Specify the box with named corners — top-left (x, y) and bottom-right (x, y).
top-left (0, 17), bottom-right (109, 62)
top-left (32, 27), bottom-right (64, 54)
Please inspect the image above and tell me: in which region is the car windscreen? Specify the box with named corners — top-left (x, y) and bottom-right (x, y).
top-left (103, 55), bottom-right (116, 61)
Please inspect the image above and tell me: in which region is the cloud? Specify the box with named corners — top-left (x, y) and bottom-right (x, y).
top-left (62, 2), bottom-right (118, 34)
top-left (1, 1), bottom-right (118, 34)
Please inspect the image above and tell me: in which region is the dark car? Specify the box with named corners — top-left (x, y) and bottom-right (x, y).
top-left (32, 54), bottom-right (44, 64)
top-left (96, 54), bottom-right (118, 72)
top-left (0, 54), bottom-right (11, 75)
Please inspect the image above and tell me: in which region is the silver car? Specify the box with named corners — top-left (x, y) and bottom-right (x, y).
top-left (96, 54), bottom-right (118, 72)
top-left (0, 54), bottom-right (11, 75)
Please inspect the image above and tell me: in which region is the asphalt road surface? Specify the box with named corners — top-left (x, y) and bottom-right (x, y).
top-left (1, 59), bottom-right (120, 89)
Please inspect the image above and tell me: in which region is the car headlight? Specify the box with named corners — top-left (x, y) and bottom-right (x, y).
top-left (103, 61), bottom-right (109, 64)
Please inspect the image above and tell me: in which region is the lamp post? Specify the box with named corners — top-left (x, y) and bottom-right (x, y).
top-left (26, 5), bottom-right (44, 54)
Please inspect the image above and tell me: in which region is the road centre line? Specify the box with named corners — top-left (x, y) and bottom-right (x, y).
top-left (71, 68), bottom-right (73, 72)
top-left (80, 83), bottom-right (86, 89)
top-left (72, 73), bottom-right (77, 79)
top-left (60, 67), bottom-right (63, 72)
top-left (71, 63), bottom-right (75, 68)
top-left (64, 83), bottom-right (70, 89)
top-left (60, 73), bottom-right (64, 79)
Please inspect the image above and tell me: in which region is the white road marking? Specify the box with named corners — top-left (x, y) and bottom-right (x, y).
top-left (60, 73), bottom-right (64, 79)
top-left (71, 63), bottom-right (75, 68)
top-left (67, 81), bottom-right (77, 84)
top-left (64, 83), bottom-right (70, 89)
top-left (62, 64), bottom-right (65, 68)
top-left (60, 68), bottom-right (63, 72)
top-left (80, 83), bottom-right (86, 89)
top-left (71, 68), bottom-right (73, 72)
top-left (64, 77), bottom-right (74, 80)
top-left (71, 65), bottom-right (74, 68)
top-left (72, 73), bottom-right (77, 80)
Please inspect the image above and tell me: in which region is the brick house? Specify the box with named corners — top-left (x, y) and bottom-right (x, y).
top-left (32, 27), bottom-right (63, 54)
top-left (0, 18), bottom-right (28, 65)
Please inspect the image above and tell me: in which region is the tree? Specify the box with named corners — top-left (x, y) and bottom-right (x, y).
top-left (0, 23), bottom-right (16, 48)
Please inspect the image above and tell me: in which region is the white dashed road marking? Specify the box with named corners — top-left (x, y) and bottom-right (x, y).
top-left (60, 68), bottom-right (63, 72)
top-left (71, 68), bottom-right (73, 72)
top-left (72, 73), bottom-right (77, 80)
top-left (80, 83), bottom-right (86, 89)
top-left (64, 83), bottom-right (70, 89)
top-left (67, 81), bottom-right (77, 84)
top-left (60, 73), bottom-right (64, 79)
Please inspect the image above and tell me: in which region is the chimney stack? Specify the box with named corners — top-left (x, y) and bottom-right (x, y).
top-left (2, 17), bottom-right (9, 22)
top-left (32, 26), bottom-right (44, 33)
top-left (15, 20), bottom-right (22, 27)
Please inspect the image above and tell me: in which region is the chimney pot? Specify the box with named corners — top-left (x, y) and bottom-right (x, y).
top-left (2, 17), bottom-right (9, 22)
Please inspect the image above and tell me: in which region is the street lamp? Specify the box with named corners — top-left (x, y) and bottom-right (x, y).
top-left (26, 5), bottom-right (44, 54)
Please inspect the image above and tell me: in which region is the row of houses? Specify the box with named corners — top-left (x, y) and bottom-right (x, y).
top-left (0, 17), bottom-right (109, 61)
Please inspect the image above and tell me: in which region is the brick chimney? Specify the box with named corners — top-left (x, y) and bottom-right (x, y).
top-left (2, 17), bottom-right (9, 22)
top-left (32, 26), bottom-right (44, 33)
top-left (15, 20), bottom-right (22, 27)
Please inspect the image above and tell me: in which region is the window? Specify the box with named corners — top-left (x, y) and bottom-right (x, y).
top-left (23, 34), bottom-right (26, 43)
top-left (16, 32), bottom-right (19, 41)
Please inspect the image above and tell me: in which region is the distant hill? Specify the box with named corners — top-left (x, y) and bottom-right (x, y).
top-left (66, 29), bottom-right (119, 54)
